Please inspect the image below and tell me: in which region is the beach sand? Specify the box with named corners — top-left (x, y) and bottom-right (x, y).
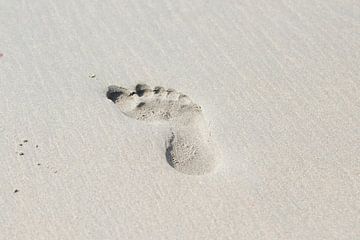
top-left (0, 0), bottom-right (359, 239)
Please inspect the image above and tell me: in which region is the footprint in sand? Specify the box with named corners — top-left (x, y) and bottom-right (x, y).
top-left (107, 84), bottom-right (220, 175)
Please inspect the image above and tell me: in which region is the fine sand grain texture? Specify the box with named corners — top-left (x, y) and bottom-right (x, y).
top-left (0, 0), bottom-right (359, 239)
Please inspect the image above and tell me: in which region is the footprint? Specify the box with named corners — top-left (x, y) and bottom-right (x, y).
top-left (107, 84), bottom-right (219, 175)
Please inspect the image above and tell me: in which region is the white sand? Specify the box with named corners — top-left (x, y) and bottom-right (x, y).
top-left (0, 0), bottom-right (359, 239)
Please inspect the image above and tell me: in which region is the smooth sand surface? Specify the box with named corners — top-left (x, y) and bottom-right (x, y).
top-left (1, 0), bottom-right (359, 239)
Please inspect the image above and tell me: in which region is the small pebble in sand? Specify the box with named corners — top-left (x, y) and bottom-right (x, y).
top-left (23, 140), bottom-right (28, 143)
top-left (37, 163), bottom-right (41, 166)
top-left (19, 152), bottom-right (24, 156)
top-left (19, 144), bottom-right (23, 146)
top-left (36, 145), bottom-right (39, 148)
top-left (89, 74), bottom-right (96, 78)
top-left (14, 189), bottom-right (19, 193)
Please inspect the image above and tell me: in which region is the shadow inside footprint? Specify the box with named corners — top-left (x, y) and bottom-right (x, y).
top-left (165, 133), bottom-right (177, 168)
top-left (106, 86), bottom-right (124, 103)
top-left (135, 84), bottom-right (147, 97)
top-left (107, 91), bottom-right (121, 103)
